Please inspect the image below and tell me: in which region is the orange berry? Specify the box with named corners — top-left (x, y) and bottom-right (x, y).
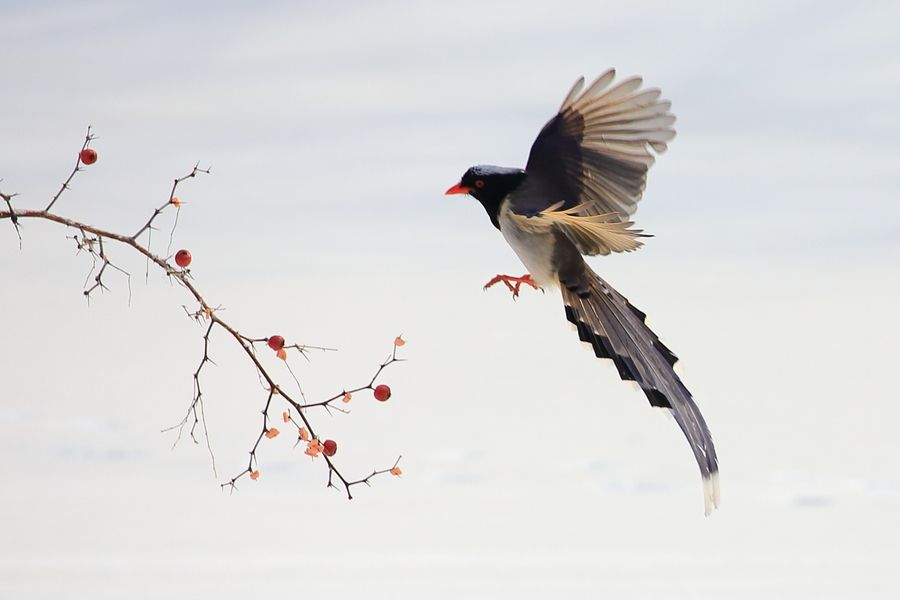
top-left (282, 411), bottom-right (290, 423)
top-left (276, 348), bottom-right (287, 361)
top-left (265, 428), bottom-right (280, 439)
top-left (394, 336), bottom-right (406, 347)
top-left (342, 392), bottom-right (352, 404)
top-left (250, 470), bottom-right (260, 480)
top-left (171, 196), bottom-right (181, 207)
top-left (390, 467), bottom-right (402, 476)
top-left (298, 427), bottom-right (309, 441)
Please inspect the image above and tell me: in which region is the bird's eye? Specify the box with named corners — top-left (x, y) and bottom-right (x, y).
top-left (475, 179), bottom-right (485, 189)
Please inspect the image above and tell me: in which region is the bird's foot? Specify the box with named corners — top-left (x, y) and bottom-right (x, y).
top-left (483, 274), bottom-right (541, 299)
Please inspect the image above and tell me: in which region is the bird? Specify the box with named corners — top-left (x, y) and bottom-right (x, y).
top-left (445, 69), bottom-right (719, 515)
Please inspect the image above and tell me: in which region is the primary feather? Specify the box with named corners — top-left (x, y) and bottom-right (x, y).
top-left (519, 69), bottom-right (676, 224)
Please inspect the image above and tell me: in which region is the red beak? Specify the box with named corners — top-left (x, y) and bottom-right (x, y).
top-left (445, 182), bottom-right (473, 195)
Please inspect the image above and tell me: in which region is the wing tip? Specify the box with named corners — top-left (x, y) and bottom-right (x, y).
top-left (559, 76), bottom-right (586, 112)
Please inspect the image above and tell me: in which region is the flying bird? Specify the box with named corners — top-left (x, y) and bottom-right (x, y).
top-left (446, 69), bottom-right (720, 514)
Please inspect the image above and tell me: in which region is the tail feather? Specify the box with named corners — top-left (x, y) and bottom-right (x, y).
top-left (561, 267), bottom-right (720, 514)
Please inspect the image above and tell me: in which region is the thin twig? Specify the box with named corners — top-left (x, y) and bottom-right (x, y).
top-left (2, 137), bottom-right (404, 499)
top-left (45, 126), bottom-right (94, 212)
top-left (0, 187), bottom-right (22, 247)
top-left (132, 162), bottom-right (209, 241)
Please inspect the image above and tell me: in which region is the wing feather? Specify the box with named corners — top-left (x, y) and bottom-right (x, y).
top-left (562, 70), bottom-right (614, 111)
top-left (519, 70), bottom-right (675, 228)
top-left (558, 76), bottom-right (586, 112)
top-left (514, 201), bottom-right (651, 256)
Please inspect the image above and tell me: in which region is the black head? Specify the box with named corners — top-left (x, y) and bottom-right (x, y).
top-left (445, 165), bottom-right (526, 229)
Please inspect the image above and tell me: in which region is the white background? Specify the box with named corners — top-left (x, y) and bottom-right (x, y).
top-left (2, 1), bottom-right (899, 598)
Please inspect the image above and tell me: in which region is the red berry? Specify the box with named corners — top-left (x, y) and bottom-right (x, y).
top-left (373, 384), bottom-right (391, 402)
top-left (79, 148), bottom-right (98, 165)
top-left (322, 439), bottom-right (337, 457)
top-left (174, 249), bottom-right (192, 268)
top-left (267, 335), bottom-right (285, 351)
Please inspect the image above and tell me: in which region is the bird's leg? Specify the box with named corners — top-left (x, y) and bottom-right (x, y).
top-left (483, 274), bottom-right (540, 298)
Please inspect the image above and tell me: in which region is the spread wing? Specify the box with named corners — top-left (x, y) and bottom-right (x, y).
top-left (517, 69), bottom-right (675, 224)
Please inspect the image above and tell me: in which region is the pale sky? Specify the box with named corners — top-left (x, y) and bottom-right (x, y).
top-left (2, 1), bottom-right (899, 598)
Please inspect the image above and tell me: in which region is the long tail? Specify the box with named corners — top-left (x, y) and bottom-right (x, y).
top-left (560, 264), bottom-right (720, 514)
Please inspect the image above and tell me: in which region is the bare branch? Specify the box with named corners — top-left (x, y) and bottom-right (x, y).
top-left (1, 129), bottom-right (406, 500)
top-left (45, 126), bottom-right (94, 212)
top-left (132, 163), bottom-right (209, 241)
top-left (0, 187), bottom-right (22, 247)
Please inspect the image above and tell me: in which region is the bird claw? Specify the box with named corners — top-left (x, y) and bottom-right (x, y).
top-left (483, 274), bottom-right (541, 299)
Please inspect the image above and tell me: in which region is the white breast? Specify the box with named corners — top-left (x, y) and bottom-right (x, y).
top-left (498, 202), bottom-right (560, 288)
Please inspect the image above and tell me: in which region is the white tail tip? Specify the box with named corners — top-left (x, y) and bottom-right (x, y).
top-left (703, 473), bottom-right (721, 516)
